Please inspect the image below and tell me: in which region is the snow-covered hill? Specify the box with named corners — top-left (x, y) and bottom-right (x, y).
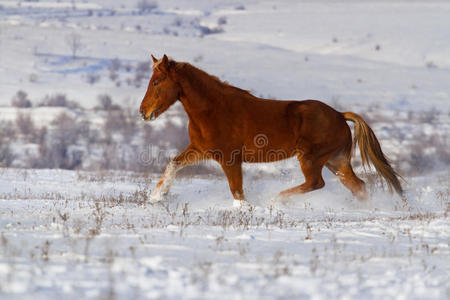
top-left (1, 0), bottom-right (450, 111)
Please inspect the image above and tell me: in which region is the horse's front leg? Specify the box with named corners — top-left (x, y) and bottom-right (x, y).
top-left (220, 162), bottom-right (248, 208)
top-left (150, 145), bottom-right (202, 203)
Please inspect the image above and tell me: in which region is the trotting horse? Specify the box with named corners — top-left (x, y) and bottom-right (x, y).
top-left (139, 54), bottom-right (403, 207)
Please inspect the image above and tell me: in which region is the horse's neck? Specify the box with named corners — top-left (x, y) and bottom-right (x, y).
top-left (179, 91), bottom-right (213, 129)
top-left (177, 70), bottom-right (219, 121)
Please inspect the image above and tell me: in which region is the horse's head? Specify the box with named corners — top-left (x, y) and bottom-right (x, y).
top-left (139, 54), bottom-right (180, 121)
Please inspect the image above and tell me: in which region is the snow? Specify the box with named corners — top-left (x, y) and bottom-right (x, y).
top-left (0, 168), bottom-right (448, 299)
top-left (0, 0), bottom-right (449, 299)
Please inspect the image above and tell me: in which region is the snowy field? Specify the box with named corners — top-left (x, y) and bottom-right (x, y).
top-left (0, 168), bottom-right (449, 299)
top-left (0, 0), bottom-right (450, 299)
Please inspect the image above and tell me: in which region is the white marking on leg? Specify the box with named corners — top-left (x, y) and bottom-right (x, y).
top-left (159, 161), bottom-right (178, 194)
top-left (150, 161), bottom-right (180, 202)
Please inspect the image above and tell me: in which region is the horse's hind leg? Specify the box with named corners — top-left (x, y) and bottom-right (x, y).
top-left (278, 154), bottom-right (326, 198)
top-left (326, 155), bottom-right (367, 200)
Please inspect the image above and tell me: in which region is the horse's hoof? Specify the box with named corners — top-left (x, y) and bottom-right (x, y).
top-left (149, 191), bottom-right (165, 203)
top-left (272, 193), bottom-right (290, 206)
top-left (233, 200), bottom-right (252, 209)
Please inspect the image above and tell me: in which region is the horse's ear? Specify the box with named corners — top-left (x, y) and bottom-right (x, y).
top-left (159, 54), bottom-right (174, 72)
top-left (151, 54), bottom-right (158, 63)
top-left (161, 54), bottom-right (169, 66)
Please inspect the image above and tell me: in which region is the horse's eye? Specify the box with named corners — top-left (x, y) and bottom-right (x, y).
top-left (152, 81), bottom-right (159, 87)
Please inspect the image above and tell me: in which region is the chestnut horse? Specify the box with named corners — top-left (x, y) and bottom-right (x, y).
top-left (139, 54), bottom-right (403, 207)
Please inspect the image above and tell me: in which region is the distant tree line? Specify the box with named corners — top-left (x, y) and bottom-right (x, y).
top-left (2, 91), bottom-right (190, 172)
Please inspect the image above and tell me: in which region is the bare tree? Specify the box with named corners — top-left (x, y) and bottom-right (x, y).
top-left (0, 121), bottom-right (16, 167)
top-left (97, 94), bottom-right (113, 110)
top-left (41, 113), bottom-right (84, 169)
top-left (15, 112), bottom-right (35, 136)
top-left (11, 90), bottom-right (32, 108)
top-left (65, 33), bottom-right (83, 59)
top-left (39, 93), bottom-right (80, 109)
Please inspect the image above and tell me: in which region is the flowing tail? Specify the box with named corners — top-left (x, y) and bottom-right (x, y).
top-left (342, 112), bottom-right (403, 196)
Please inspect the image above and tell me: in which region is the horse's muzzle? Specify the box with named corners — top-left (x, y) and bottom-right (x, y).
top-left (140, 106), bottom-right (161, 121)
top-left (140, 109), bottom-right (146, 120)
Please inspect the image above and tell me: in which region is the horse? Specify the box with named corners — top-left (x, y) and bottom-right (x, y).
top-left (139, 54), bottom-right (403, 207)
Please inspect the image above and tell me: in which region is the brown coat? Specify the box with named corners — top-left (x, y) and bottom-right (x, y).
top-left (140, 55), bottom-right (403, 204)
